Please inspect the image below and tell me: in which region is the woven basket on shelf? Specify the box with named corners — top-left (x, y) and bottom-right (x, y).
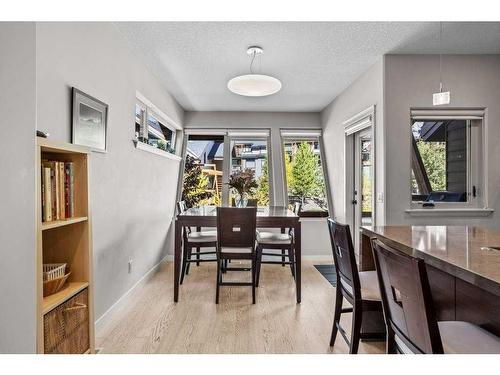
top-left (43, 263), bottom-right (70, 297)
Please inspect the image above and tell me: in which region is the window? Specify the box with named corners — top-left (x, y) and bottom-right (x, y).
top-left (135, 100), bottom-right (177, 155)
top-left (282, 131), bottom-right (329, 216)
top-left (410, 110), bottom-right (483, 208)
top-left (182, 134), bottom-right (224, 207)
top-left (230, 138), bottom-right (269, 206)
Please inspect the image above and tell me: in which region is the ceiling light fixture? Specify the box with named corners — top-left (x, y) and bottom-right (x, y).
top-left (227, 46), bottom-right (282, 97)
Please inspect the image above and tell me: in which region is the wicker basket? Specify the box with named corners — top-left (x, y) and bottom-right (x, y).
top-left (43, 263), bottom-right (67, 281)
top-left (43, 263), bottom-right (70, 297)
top-left (43, 272), bottom-right (71, 297)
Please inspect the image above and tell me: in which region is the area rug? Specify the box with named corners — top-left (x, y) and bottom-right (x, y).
top-left (314, 264), bottom-right (337, 287)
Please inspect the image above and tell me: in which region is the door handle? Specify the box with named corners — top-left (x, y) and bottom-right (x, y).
top-left (351, 200), bottom-right (358, 205)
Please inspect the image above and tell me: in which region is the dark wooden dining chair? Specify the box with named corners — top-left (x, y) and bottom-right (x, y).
top-left (177, 201), bottom-right (217, 284)
top-left (327, 218), bottom-right (385, 354)
top-left (371, 239), bottom-right (500, 354)
top-left (254, 202), bottom-right (301, 287)
top-left (215, 207), bottom-right (258, 304)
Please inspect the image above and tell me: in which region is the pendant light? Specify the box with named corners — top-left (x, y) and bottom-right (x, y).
top-left (227, 46), bottom-right (282, 97)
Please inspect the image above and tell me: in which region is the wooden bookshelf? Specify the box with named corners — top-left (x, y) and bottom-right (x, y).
top-left (36, 138), bottom-right (95, 354)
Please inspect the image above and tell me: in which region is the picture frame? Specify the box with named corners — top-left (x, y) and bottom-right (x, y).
top-left (71, 88), bottom-right (108, 151)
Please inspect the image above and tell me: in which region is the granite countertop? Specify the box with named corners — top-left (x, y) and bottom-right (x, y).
top-left (361, 225), bottom-right (500, 296)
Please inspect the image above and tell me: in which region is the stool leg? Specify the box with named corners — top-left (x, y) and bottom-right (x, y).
top-left (349, 301), bottom-right (362, 354)
top-left (281, 249), bottom-right (286, 266)
top-left (196, 246), bottom-right (200, 266)
top-left (186, 246), bottom-right (192, 275)
top-left (330, 286), bottom-right (343, 347)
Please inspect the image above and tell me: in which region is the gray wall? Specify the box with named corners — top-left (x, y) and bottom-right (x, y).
top-left (0, 22), bottom-right (37, 353)
top-left (384, 54), bottom-right (500, 226)
top-left (321, 59), bottom-right (385, 225)
top-left (36, 22), bottom-right (184, 321)
top-left (185, 111), bottom-right (331, 256)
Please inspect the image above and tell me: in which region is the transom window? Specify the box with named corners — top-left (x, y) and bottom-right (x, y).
top-left (410, 109), bottom-right (484, 208)
top-left (135, 100), bottom-right (177, 154)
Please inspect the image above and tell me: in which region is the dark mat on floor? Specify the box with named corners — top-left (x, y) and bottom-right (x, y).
top-left (314, 264), bottom-right (337, 287)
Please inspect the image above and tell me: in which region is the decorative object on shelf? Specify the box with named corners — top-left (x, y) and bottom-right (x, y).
top-left (72, 87), bottom-right (108, 151)
top-left (227, 46), bottom-right (282, 97)
top-left (37, 130), bottom-right (50, 138)
top-left (43, 263), bottom-right (70, 297)
top-left (228, 169), bottom-right (258, 207)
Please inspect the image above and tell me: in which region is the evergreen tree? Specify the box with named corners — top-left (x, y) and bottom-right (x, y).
top-left (291, 142), bottom-right (319, 204)
top-left (182, 155), bottom-right (213, 207)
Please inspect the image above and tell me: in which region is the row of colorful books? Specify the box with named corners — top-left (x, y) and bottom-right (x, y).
top-left (41, 160), bottom-right (75, 222)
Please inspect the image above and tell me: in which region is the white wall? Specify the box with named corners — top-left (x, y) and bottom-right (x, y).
top-left (321, 59), bottom-right (385, 225)
top-left (36, 22), bottom-right (184, 321)
top-left (184, 111), bottom-right (331, 256)
top-left (384, 54), bottom-right (500, 226)
top-left (0, 22), bottom-right (37, 353)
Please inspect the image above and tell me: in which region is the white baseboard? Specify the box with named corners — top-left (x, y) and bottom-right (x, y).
top-left (94, 253), bottom-right (170, 334)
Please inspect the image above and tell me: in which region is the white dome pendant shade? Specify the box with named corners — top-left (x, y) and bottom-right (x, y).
top-left (227, 74), bottom-right (282, 97)
top-left (227, 46), bottom-right (282, 97)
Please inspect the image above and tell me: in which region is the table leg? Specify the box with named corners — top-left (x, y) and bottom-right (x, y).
top-left (174, 219), bottom-right (182, 302)
top-left (294, 221), bottom-right (301, 303)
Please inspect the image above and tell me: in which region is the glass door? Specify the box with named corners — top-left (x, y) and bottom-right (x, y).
top-left (353, 128), bottom-right (373, 252)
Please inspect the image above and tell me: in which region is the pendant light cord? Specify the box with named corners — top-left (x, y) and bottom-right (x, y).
top-left (439, 22), bottom-right (443, 92)
top-left (250, 50), bottom-right (256, 74)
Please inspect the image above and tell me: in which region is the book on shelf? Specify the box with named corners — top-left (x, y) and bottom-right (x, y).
top-left (41, 160), bottom-right (75, 223)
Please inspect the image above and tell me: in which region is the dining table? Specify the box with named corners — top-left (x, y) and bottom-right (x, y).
top-left (360, 225), bottom-right (500, 336)
top-left (173, 205), bottom-right (302, 303)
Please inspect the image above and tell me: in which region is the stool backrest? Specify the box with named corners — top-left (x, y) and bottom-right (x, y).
top-left (327, 218), bottom-right (361, 302)
top-left (216, 207), bottom-right (257, 251)
top-left (371, 239), bottom-right (443, 354)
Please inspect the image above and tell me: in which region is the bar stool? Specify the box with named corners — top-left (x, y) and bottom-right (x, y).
top-left (254, 202), bottom-right (301, 286)
top-left (371, 239), bottom-right (500, 354)
top-left (327, 218), bottom-right (385, 354)
top-left (177, 201), bottom-right (217, 284)
top-left (215, 207), bottom-right (258, 304)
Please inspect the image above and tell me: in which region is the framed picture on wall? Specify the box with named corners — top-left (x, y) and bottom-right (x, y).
top-left (72, 88), bottom-right (108, 151)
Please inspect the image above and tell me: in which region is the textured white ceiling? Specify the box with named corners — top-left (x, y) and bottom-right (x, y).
top-left (115, 22), bottom-right (500, 112)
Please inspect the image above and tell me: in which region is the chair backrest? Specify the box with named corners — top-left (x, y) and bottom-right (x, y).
top-left (371, 239), bottom-right (443, 354)
top-left (216, 207), bottom-right (257, 252)
top-left (326, 218), bottom-right (361, 301)
top-left (247, 199), bottom-right (258, 207)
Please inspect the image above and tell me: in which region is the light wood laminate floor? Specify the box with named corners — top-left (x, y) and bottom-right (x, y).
top-left (96, 260), bottom-right (385, 354)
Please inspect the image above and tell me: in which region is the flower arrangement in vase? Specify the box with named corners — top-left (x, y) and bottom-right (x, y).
top-left (228, 169), bottom-right (258, 207)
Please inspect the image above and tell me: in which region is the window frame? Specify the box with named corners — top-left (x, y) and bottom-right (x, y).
top-left (280, 129), bottom-right (331, 217)
top-left (409, 109), bottom-right (486, 210)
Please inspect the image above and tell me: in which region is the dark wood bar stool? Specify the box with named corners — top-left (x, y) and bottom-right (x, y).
top-left (177, 201), bottom-right (217, 284)
top-left (327, 218), bottom-right (385, 354)
top-left (255, 203), bottom-right (301, 286)
top-left (215, 207), bottom-right (258, 304)
top-left (371, 239), bottom-right (500, 354)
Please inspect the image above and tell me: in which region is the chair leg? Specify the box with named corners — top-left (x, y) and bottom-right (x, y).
top-left (252, 258), bottom-right (256, 304)
top-left (330, 287), bottom-right (343, 347)
top-left (255, 245), bottom-right (263, 287)
top-left (288, 246), bottom-right (296, 278)
top-left (349, 301), bottom-right (362, 354)
top-left (185, 246), bottom-right (193, 275)
top-left (281, 248), bottom-right (286, 266)
top-left (196, 246), bottom-right (200, 266)
top-left (215, 259), bottom-right (221, 304)
top-left (386, 326), bottom-right (397, 354)
top-left (180, 244), bottom-right (189, 285)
